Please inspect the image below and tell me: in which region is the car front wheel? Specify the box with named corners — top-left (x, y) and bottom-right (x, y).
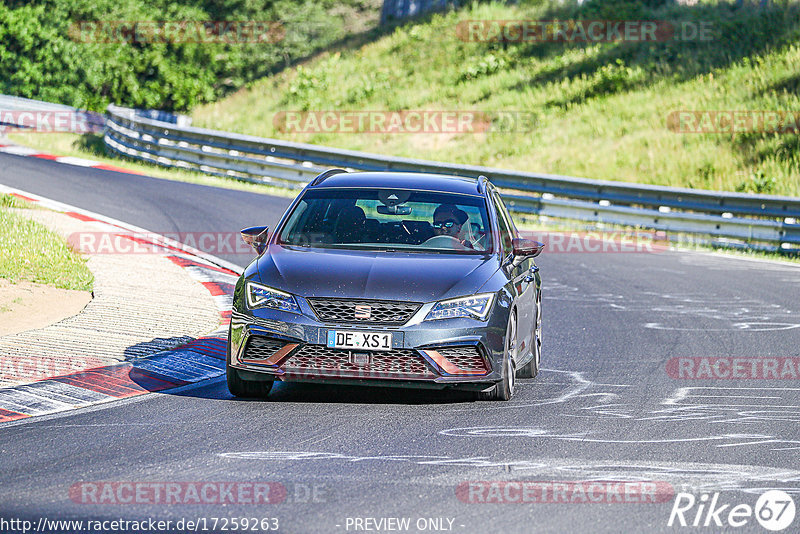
top-left (226, 334), bottom-right (273, 398)
top-left (517, 291), bottom-right (541, 379)
top-left (479, 311), bottom-right (517, 401)
top-left (226, 365), bottom-right (273, 398)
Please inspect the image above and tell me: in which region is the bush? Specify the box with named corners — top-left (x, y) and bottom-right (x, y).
top-left (0, 0), bottom-right (373, 111)
top-left (458, 53), bottom-right (509, 82)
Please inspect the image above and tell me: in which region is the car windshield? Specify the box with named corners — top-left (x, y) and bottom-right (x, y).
top-left (277, 188), bottom-right (493, 254)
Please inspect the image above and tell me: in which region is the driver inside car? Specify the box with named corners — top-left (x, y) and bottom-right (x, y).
top-left (432, 204), bottom-right (474, 249)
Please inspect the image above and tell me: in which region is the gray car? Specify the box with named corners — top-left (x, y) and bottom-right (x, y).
top-left (227, 170), bottom-right (543, 400)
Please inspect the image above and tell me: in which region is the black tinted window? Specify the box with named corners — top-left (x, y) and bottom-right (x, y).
top-left (278, 188), bottom-right (493, 254)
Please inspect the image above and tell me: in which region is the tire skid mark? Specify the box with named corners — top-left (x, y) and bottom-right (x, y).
top-left (437, 378), bottom-right (800, 452)
top-left (218, 452), bottom-right (800, 495)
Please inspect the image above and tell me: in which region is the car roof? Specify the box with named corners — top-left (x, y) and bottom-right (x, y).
top-left (309, 171), bottom-right (484, 197)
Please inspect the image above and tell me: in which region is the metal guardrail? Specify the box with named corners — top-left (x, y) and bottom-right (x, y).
top-left (380, 0), bottom-right (454, 24)
top-left (0, 95), bottom-right (105, 133)
top-left (0, 95), bottom-right (78, 112)
top-left (104, 104), bottom-right (800, 247)
top-left (0, 95), bottom-right (192, 131)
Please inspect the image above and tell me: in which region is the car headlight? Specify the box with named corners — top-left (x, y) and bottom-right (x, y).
top-left (425, 293), bottom-right (495, 321)
top-left (246, 281), bottom-right (301, 314)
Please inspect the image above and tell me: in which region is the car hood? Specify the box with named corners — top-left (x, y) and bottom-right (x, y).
top-left (256, 245), bottom-right (498, 303)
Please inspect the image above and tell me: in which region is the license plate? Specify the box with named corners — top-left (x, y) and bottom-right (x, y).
top-left (326, 330), bottom-right (392, 351)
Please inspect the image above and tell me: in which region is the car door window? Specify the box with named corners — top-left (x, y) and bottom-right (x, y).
top-left (494, 192), bottom-right (518, 235)
top-left (492, 192), bottom-right (514, 254)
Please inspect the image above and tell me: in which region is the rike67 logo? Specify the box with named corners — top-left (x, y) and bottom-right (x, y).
top-left (669, 490), bottom-right (796, 531)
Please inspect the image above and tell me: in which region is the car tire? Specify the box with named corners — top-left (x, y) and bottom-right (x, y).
top-left (226, 364), bottom-right (273, 398)
top-left (517, 291), bottom-right (541, 379)
top-left (479, 311), bottom-right (517, 401)
top-left (226, 331), bottom-right (273, 398)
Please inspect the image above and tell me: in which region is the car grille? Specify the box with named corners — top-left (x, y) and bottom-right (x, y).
top-left (282, 345), bottom-right (436, 378)
top-left (243, 337), bottom-right (285, 359)
top-left (240, 336), bottom-right (299, 366)
top-left (437, 346), bottom-right (489, 373)
top-left (307, 298), bottom-right (421, 325)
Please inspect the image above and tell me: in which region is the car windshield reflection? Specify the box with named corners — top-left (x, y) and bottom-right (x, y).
top-left (277, 188), bottom-right (494, 254)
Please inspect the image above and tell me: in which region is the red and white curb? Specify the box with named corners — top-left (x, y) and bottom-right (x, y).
top-left (0, 142), bottom-right (145, 175)
top-left (0, 185), bottom-right (242, 424)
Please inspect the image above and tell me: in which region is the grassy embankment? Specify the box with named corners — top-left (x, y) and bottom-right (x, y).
top-left (9, 0), bottom-right (800, 195)
top-left (5, 0), bottom-right (800, 264)
top-left (190, 0), bottom-right (800, 196)
top-left (0, 194), bottom-right (93, 291)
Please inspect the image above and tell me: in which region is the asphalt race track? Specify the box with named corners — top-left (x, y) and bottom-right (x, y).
top-left (2, 152), bottom-right (800, 533)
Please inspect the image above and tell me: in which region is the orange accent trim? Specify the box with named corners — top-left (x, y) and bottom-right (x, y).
top-left (423, 350), bottom-right (487, 376)
top-left (241, 343), bottom-right (298, 366)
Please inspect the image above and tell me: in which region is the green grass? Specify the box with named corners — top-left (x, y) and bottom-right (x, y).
top-left (0, 194), bottom-right (94, 291)
top-left (191, 0), bottom-right (800, 196)
top-left (0, 193), bottom-right (27, 209)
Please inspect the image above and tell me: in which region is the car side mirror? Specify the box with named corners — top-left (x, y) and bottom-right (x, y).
top-left (512, 238), bottom-right (544, 258)
top-left (241, 226), bottom-right (269, 255)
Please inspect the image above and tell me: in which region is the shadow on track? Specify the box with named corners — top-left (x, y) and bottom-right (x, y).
top-left (263, 380), bottom-right (480, 405)
top-left (122, 336), bottom-right (484, 405)
top-left (149, 375), bottom-right (482, 406)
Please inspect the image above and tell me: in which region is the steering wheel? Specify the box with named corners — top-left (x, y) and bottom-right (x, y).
top-left (421, 234), bottom-right (467, 250)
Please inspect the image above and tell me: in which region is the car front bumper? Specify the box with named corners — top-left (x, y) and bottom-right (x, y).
top-left (227, 285), bottom-right (510, 390)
